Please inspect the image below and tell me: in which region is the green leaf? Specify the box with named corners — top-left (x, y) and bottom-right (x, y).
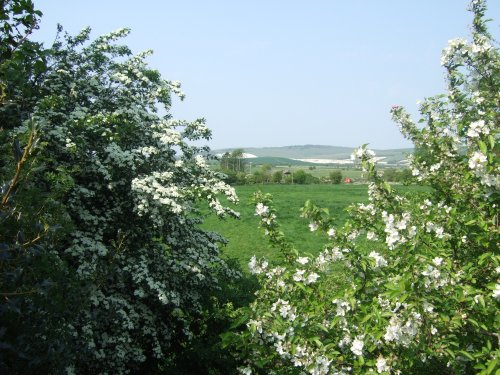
top-left (360, 314), bottom-right (372, 324)
top-left (478, 140), bottom-right (488, 154)
top-left (485, 358), bottom-right (497, 374)
top-left (488, 135), bottom-right (495, 149)
top-left (444, 348), bottom-right (456, 358)
top-left (458, 350), bottom-right (474, 360)
top-left (312, 337), bottom-right (323, 348)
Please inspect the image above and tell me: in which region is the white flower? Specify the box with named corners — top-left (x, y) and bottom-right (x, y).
top-left (467, 120), bottom-right (489, 138)
top-left (248, 256), bottom-right (267, 274)
top-left (327, 228), bottom-right (336, 237)
top-left (306, 272), bottom-right (320, 284)
top-left (423, 302), bottom-right (434, 313)
top-left (384, 313), bottom-right (421, 347)
top-left (376, 356), bottom-right (390, 373)
top-left (369, 251), bottom-right (388, 268)
top-left (293, 269), bottom-right (306, 282)
top-left (431, 326), bottom-right (438, 335)
top-left (493, 284), bottom-right (500, 300)
top-left (255, 203), bottom-right (269, 216)
top-left (309, 222), bottom-right (319, 231)
top-left (430, 163), bottom-right (441, 172)
top-left (432, 257), bottom-right (444, 266)
top-left (350, 335), bottom-right (364, 356)
top-left (333, 299), bottom-right (351, 317)
top-left (367, 231), bottom-right (377, 240)
top-left (347, 230), bottom-right (359, 240)
top-left (468, 151), bottom-right (487, 170)
top-left (296, 257), bottom-right (309, 265)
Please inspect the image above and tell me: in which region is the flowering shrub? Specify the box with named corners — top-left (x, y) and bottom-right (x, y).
top-left (229, 1), bottom-right (499, 374)
top-left (1, 12), bottom-right (242, 374)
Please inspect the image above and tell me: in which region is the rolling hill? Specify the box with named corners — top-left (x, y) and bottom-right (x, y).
top-left (213, 145), bottom-right (413, 166)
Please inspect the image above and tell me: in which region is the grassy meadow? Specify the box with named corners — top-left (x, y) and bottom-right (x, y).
top-left (204, 184), bottom-right (369, 268)
top-left (204, 183), bottom-right (429, 269)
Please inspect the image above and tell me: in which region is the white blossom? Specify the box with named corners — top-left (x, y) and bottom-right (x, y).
top-left (376, 356), bottom-right (390, 373)
top-left (255, 203), bottom-right (269, 216)
top-left (369, 251), bottom-right (388, 268)
top-left (493, 284), bottom-right (500, 300)
top-left (350, 335), bottom-right (364, 356)
top-left (309, 222), bottom-right (319, 232)
top-left (468, 151), bottom-right (487, 170)
top-left (296, 257), bottom-right (309, 265)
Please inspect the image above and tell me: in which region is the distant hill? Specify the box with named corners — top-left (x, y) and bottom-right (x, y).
top-left (213, 145), bottom-right (413, 165)
top-left (246, 157), bottom-right (319, 166)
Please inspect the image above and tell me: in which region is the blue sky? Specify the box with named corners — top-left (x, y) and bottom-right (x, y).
top-left (33, 1), bottom-right (499, 150)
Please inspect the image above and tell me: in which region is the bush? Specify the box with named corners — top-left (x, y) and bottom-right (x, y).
top-left (228, 1), bottom-right (499, 374)
top-left (329, 170), bottom-right (343, 184)
top-left (1, 7), bottom-right (242, 373)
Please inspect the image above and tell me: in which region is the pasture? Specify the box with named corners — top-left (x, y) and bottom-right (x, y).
top-left (205, 183), bottom-right (428, 268)
top-left (204, 184), bottom-right (368, 267)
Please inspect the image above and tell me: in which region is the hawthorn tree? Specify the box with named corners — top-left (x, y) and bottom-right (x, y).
top-left (1, 3), bottom-right (243, 373)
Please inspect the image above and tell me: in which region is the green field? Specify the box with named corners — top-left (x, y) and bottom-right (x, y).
top-left (204, 184), bottom-right (370, 267)
top-left (204, 184), bottom-right (428, 269)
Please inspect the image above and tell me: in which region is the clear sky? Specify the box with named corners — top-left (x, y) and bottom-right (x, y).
top-left (32, 1), bottom-right (499, 150)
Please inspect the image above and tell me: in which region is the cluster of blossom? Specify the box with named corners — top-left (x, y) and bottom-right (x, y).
top-left (350, 335), bottom-right (365, 356)
top-left (375, 356), bottom-right (391, 374)
top-left (195, 178), bottom-right (239, 217)
top-left (420, 257), bottom-right (450, 290)
top-left (132, 172), bottom-right (184, 222)
top-left (93, 27), bottom-right (130, 45)
top-left (466, 119), bottom-right (490, 139)
top-left (167, 79), bottom-right (186, 100)
top-left (368, 251), bottom-right (388, 269)
top-left (468, 151), bottom-right (499, 188)
top-left (425, 222), bottom-right (446, 239)
top-left (133, 145), bottom-right (160, 158)
top-left (248, 255), bottom-right (268, 275)
top-left (255, 202), bottom-right (269, 217)
top-left (271, 299), bottom-right (297, 321)
top-left (292, 268), bottom-right (320, 285)
top-left (383, 311), bottom-right (422, 347)
top-left (151, 120), bottom-right (182, 146)
top-left (351, 145), bottom-right (378, 170)
top-left (315, 247), bottom-right (349, 268)
top-left (381, 211), bottom-right (415, 250)
top-left (332, 298), bottom-right (351, 317)
top-left (182, 118), bottom-right (211, 140)
top-left (244, 298), bottom-right (338, 374)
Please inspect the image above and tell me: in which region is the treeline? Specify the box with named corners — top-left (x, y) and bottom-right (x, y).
top-left (220, 165), bottom-right (342, 185)
top-left (219, 157), bottom-right (412, 185)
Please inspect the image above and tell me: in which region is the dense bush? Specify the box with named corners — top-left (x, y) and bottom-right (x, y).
top-left (1, 2), bottom-right (243, 373)
top-left (228, 1), bottom-right (499, 374)
top-left (329, 170), bottom-right (343, 184)
top-left (285, 169), bottom-right (320, 184)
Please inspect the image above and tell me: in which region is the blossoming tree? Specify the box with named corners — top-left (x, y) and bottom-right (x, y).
top-left (229, 1), bottom-right (499, 374)
top-left (1, 8), bottom-right (241, 373)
